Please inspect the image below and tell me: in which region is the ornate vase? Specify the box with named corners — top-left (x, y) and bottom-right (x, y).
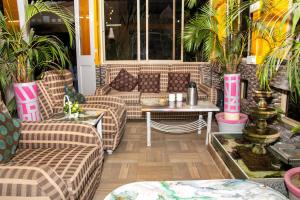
top-left (13, 81), bottom-right (41, 122)
top-left (224, 73), bottom-right (241, 120)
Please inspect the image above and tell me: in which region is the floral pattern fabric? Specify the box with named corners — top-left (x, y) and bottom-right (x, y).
top-left (105, 180), bottom-right (288, 200)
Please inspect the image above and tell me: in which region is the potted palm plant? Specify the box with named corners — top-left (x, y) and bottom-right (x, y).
top-left (0, 0), bottom-right (74, 121)
top-left (256, 0), bottom-right (300, 197)
top-left (184, 0), bottom-right (249, 131)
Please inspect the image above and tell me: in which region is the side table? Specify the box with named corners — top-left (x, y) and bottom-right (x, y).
top-left (51, 111), bottom-right (105, 138)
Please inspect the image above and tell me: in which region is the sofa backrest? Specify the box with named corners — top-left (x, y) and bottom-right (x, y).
top-left (41, 70), bottom-right (74, 106)
top-left (105, 64), bottom-right (206, 92)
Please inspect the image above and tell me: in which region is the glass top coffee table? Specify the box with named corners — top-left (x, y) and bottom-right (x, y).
top-left (51, 110), bottom-right (105, 138)
top-left (141, 101), bottom-right (219, 146)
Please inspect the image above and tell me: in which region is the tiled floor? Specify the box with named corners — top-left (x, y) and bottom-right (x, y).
top-left (93, 120), bottom-right (224, 199)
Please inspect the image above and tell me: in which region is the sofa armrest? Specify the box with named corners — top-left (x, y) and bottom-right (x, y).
top-left (0, 164), bottom-right (70, 200)
top-left (95, 84), bottom-right (111, 95)
top-left (85, 95), bottom-right (126, 107)
top-left (198, 83), bottom-right (218, 105)
top-left (19, 121), bottom-right (103, 149)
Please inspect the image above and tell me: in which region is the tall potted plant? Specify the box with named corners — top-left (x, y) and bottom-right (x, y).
top-left (184, 0), bottom-right (249, 131)
top-left (255, 1), bottom-right (300, 195)
top-left (0, 0), bottom-right (74, 121)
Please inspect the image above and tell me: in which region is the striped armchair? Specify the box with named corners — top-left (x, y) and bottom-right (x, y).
top-left (38, 70), bottom-right (126, 152)
top-left (0, 98), bottom-right (104, 200)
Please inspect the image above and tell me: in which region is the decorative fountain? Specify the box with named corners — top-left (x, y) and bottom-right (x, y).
top-left (243, 90), bottom-right (280, 154)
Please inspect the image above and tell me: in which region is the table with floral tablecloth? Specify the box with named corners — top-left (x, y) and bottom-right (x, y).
top-left (104, 179), bottom-right (288, 200)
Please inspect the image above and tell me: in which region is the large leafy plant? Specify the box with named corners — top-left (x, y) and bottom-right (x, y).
top-left (184, 0), bottom-right (250, 73)
top-left (0, 0), bottom-right (74, 88)
top-left (256, 0), bottom-right (300, 100)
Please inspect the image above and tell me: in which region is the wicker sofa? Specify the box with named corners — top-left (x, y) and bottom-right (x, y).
top-left (0, 98), bottom-right (104, 200)
top-left (38, 70), bottom-right (127, 152)
top-left (96, 64), bottom-right (217, 119)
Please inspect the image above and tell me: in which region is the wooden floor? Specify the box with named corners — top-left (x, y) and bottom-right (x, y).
top-left (93, 120), bottom-right (224, 200)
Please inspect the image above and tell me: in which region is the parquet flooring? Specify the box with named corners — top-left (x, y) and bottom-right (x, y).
top-left (93, 120), bottom-right (224, 200)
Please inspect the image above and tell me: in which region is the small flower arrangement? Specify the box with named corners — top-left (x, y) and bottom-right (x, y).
top-left (63, 95), bottom-right (82, 118)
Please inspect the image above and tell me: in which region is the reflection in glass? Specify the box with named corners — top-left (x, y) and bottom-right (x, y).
top-left (148, 0), bottom-right (181, 60)
top-left (140, 0), bottom-right (146, 60)
top-left (105, 0), bottom-right (137, 60)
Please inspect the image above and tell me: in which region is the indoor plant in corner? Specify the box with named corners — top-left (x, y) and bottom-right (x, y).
top-left (184, 0), bottom-right (249, 131)
top-left (0, 0), bottom-right (74, 121)
top-left (256, 0), bottom-right (300, 198)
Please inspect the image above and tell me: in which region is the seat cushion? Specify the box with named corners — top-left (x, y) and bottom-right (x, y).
top-left (140, 93), bottom-right (168, 105)
top-left (109, 90), bottom-right (141, 104)
top-left (12, 146), bottom-right (100, 200)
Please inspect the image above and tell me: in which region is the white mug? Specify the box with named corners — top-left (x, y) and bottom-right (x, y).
top-left (176, 93), bottom-right (183, 102)
top-left (169, 93), bottom-right (176, 102)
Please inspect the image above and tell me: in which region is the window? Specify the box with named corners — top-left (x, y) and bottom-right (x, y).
top-left (104, 0), bottom-right (137, 60)
top-left (104, 0), bottom-right (182, 61)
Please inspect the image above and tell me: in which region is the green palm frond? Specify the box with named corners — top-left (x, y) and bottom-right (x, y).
top-left (185, 0), bottom-right (198, 9)
top-left (256, 0), bottom-right (300, 100)
top-left (184, 1), bottom-right (251, 73)
top-left (26, 0), bottom-right (74, 47)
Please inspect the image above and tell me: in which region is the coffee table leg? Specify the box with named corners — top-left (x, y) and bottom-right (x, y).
top-left (206, 112), bottom-right (212, 145)
top-left (146, 112), bottom-right (151, 147)
top-left (198, 115), bottom-right (203, 135)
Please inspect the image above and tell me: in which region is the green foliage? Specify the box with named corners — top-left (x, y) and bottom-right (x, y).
top-left (292, 125), bottom-right (300, 135)
top-left (256, 0), bottom-right (300, 100)
top-left (183, 1), bottom-right (251, 73)
top-left (0, 0), bottom-right (74, 113)
top-left (0, 0), bottom-right (74, 101)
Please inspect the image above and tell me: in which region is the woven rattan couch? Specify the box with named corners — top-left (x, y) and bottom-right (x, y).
top-left (0, 97), bottom-right (104, 200)
top-left (38, 70), bottom-right (127, 152)
top-left (96, 64), bottom-right (217, 119)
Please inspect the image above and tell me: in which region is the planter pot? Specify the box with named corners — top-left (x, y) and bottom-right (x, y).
top-left (285, 167), bottom-right (300, 200)
top-left (224, 73), bottom-right (241, 120)
top-left (216, 112), bottom-right (248, 132)
top-left (13, 82), bottom-right (41, 122)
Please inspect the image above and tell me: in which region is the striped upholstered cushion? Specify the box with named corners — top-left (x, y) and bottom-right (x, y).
top-left (36, 80), bottom-right (54, 120)
top-left (42, 70), bottom-right (74, 106)
top-left (0, 164), bottom-right (70, 199)
top-left (19, 121), bottom-right (102, 149)
top-left (11, 146), bottom-right (101, 200)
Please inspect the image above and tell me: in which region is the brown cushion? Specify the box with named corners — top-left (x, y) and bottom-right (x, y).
top-left (167, 72), bottom-right (190, 92)
top-left (109, 68), bottom-right (138, 91)
top-left (138, 73), bottom-right (160, 93)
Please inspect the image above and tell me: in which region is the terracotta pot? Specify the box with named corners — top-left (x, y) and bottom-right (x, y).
top-left (285, 167), bottom-right (300, 200)
top-left (224, 73), bottom-right (241, 120)
top-left (13, 81), bottom-right (41, 122)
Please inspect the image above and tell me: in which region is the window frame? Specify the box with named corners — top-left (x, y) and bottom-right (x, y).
top-left (101, 0), bottom-right (185, 63)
